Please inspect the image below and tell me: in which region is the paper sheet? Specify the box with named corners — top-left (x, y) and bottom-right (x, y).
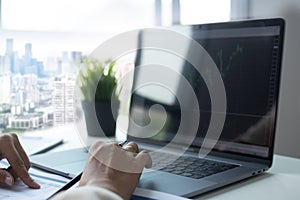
top-left (0, 167), bottom-right (69, 200)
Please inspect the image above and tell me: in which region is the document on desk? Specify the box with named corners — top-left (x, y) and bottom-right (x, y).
top-left (19, 135), bottom-right (63, 155)
top-left (0, 167), bottom-right (69, 200)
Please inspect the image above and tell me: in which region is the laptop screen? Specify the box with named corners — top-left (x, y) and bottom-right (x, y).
top-left (128, 18), bottom-right (285, 159)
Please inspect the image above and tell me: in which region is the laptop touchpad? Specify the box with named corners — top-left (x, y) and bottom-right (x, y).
top-left (139, 170), bottom-right (215, 196)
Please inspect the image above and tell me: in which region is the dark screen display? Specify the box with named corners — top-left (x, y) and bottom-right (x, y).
top-left (129, 19), bottom-right (284, 158)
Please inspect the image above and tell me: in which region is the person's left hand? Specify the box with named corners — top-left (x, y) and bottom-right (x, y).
top-left (0, 133), bottom-right (40, 189)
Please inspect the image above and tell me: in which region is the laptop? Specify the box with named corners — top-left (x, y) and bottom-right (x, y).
top-left (127, 18), bottom-right (285, 197)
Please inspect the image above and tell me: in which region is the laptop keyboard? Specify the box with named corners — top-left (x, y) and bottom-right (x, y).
top-left (149, 151), bottom-right (238, 179)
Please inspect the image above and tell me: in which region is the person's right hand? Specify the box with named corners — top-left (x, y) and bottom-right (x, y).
top-left (79, 141), bottom-right (152, 200)
top-left (0, 133), bottom-right (40, 189)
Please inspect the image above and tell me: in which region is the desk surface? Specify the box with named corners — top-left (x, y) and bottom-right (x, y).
top-left (25, 124), bottom-right (300, 199)
top-left (196, 155), bottom-right (300, 199)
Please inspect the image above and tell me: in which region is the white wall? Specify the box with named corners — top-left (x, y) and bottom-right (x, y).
top-left (249, 0), bottom-right (300, 158)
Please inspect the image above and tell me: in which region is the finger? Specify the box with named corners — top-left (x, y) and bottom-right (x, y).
top-left (4, 144), bottom-right (40, 189)
top-left (7, 166), bottom-right (17, 179)
top-left (0, 169), bottom-right (14, 186)
top-left (11, 133), bottom-right (31, 169)
top-left (135, 150), bottom-right (152, 169)
top-left (123, 142), bottom-right (139, 153)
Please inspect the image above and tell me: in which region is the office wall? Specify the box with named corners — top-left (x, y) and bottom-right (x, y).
top-left (249, 0), bottom-right (300, 158)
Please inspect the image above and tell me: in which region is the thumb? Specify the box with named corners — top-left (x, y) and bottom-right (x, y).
top-left (0, 169), bottom-right (14, 186)
top-left (135, 150), bottom-right (152, 169)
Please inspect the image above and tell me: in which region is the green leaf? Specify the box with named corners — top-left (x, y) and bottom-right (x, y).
top-left (78, 56), bottom-right (118, 102)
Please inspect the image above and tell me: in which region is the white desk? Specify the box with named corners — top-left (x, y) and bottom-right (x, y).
top-left (25, 124), bottom-right (300, 199)
top-left (195, 155), bottom-right (300, 199)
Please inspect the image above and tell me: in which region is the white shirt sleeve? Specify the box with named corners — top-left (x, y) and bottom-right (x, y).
top-left (51, 186), bottom-right (123, 200)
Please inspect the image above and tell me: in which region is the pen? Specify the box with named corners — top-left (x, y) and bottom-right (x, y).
top-left (31, 162), bottom-right (74, 179)
top-left (47, 172), bottom-right (82, 199)
top-left (47, 141), bottom-right (127, 199)
top-left (118, 140), bottom-right (127, 147)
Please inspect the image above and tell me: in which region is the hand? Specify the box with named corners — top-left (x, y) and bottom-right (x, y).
top-left (79, 141), bottom-right (152, 200)
top-left (0, 133), bottom-right (40, 189)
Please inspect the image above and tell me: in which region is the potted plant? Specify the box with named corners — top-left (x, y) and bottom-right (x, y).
top-left (78, 56), bottom-right (120, 137)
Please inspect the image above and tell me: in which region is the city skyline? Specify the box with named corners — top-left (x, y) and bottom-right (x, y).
top-left (0, 38), bottom-right (83, 77)
top-left (0, 37), bottom-right (83, 133)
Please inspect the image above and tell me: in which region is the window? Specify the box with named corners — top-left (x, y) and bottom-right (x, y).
top-left (180, 0), bottom-right (231, 25)
top-left (2, 0), bottom-right (156, 32)
top-left (1, 0), bottom-right (156, 58)
top-left (0, 0), bottom-right (231, 134)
